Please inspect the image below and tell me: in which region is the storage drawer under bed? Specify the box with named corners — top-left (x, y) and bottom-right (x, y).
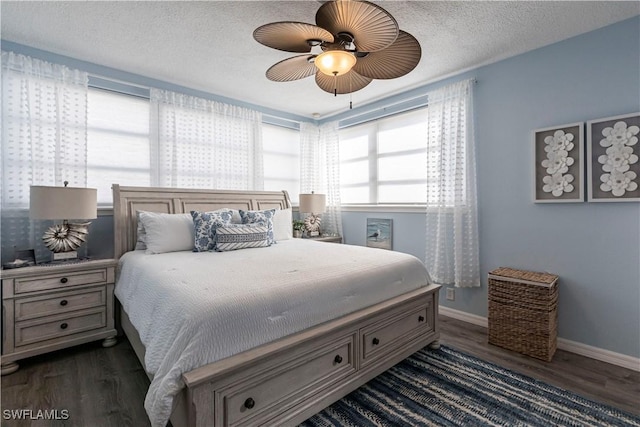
top-left (215, 333), bottom-right (356, 427)
top-left (360, 299), bottom-right (434, 366)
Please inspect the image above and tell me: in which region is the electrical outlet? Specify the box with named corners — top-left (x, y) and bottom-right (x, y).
top-left (446, 288), bottom-right (455, 301)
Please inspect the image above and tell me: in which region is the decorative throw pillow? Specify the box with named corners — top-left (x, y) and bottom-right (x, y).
top-left (272, 208), bottom-right (293, 241)
top-left (239, 208), bottom-right (276, 245)
top-left (214, 224), bottom-right (270, 252)
top-left (191, 209), bottom-right (233, 252)
top-left (138, 212), bottom-right (194, 254)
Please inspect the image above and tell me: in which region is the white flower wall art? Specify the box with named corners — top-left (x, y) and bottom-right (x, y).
top-left (587, 112), bottom-right (640, 202)
top-left (534, 123), bottom-right (584, 202)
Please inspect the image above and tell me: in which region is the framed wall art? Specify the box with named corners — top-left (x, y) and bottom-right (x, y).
top-left (533, 122), bottom-right (584, 203)
top-left (366, 218), bottom-right (392, 250)
top-left (587, 112), bottom-right (640, 202)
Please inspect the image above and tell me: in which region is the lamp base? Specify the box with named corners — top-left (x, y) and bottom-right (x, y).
top-left (42, 221), bottom-right (91, 254)
top-left (53, 251), bottom-right (78, 261)
top-left (303, 213), bottom-right (322, 237)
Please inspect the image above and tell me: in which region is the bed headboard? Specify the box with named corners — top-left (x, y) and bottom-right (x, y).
top-left (112, 184), bottom-right (292, 259)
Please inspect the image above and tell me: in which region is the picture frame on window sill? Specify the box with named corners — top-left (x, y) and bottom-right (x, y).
top-left (533, 122), bottom-right (584, 203)
top-left (366, 218), bottom-right (392, 250)
top-left (587, 112), bottom-right (640, 202)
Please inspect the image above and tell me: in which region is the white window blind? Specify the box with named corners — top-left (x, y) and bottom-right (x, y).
top-left (339, 126), bottom-right (371, 203)
top-left (339, 108), bottom-right (428, 204)
top-left (263, 124), bottom-right (300, 204)
top-left (87, 88), bottom-right (150, 205)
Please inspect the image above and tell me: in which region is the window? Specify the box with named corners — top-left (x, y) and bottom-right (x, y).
top-left (339, 126), bottom-right (372, 203)
top-left (88, 88), bottom-right (301, 206)
top-left (87, 88), bottom-right (150, 205)
top-left (262, 124), bottom-right (300, 204)
top-left (339, 108), bottom-right (428, 204)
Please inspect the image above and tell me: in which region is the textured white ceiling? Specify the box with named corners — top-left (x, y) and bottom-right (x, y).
top-left (2, 1), bottom-right (638, 119)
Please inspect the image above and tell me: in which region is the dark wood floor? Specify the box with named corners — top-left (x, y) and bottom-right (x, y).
top-left (2, 315), bottom-right (638, 426)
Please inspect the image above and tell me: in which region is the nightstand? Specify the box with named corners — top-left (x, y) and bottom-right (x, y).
top-left (1, 259), bottom-right (118, 375)
top-left (306, 235), bottom-right (343, 243)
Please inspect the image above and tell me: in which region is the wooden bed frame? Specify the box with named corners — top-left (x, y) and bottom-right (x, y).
top-left (112, 184), bottom-right (441, 427)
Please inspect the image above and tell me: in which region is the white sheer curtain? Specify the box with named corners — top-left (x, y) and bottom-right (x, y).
top-left (300, 121), bottom-right (343, 237)
top-left (150, 88), bottom-right (263, 190)
top-left (1, 51), bottom-right (89, 263)
top-left (425, 79), bottom-right (480, 287)
top-left (1, 51), bottom-right (89, 208)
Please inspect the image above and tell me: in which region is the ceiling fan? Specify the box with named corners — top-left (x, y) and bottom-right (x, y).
top-left (253, 0), bottom-right (421, 99)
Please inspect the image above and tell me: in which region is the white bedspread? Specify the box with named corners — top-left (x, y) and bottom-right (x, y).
top-left (115, 239), bottom-right (431, 427)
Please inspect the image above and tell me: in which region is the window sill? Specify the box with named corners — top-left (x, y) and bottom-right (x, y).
top-left (340, 204), bottom-right (427, 213)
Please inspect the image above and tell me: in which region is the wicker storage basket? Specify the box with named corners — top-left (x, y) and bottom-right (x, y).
top-left (488, 267), bottom-right (558, 361)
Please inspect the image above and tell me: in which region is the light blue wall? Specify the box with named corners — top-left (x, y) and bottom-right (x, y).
top-left (340, 17), bottom-right (640, 358)
top-left (2, 18), bottom-right (638, 358)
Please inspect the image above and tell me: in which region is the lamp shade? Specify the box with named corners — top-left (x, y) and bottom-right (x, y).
top-left (314, 51), bottom-right (356, 76)
top-left (30, 186), bottom-right (97, 220)
top-left (299, 193), bottom-right (326, 214)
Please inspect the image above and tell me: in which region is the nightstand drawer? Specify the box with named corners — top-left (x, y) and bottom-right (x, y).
top-left (14, 268), bottom-right (109, 294)
top-left (15, 287), bottom-right (106, 322)
top-left (15, 307), bottom-right (107, 347)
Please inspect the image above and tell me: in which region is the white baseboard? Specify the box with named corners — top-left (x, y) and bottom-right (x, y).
top-left (439, 306), bottom-right (488, 327)
top-left (438, 306), bottom-right (640, 372)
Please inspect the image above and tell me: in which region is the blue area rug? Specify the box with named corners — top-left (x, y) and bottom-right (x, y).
top-left (301, 345), bottom-right (640, 427)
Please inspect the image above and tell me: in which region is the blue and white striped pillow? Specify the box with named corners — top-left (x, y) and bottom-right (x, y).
top-left (214, 224), bottom-right (271, 252)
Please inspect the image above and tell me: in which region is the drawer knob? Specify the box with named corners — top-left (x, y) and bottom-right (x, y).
top-left (60, 277), bottom-right (68, 284)
top-left (372, 337), bottom-right (380, 345)
top-left (244, 398), bottom-right (255, 409)
top-left (418, 315), bottom-right (425, 322)
top-left (334, 354), bottom-right (343, 364)
top-left (60, 323), bottom-right (68, 330)
top-left (60, 300), bottom-right (68, 306)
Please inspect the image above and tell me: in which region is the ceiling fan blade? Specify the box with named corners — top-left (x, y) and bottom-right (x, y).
top-left (254, 22), bottom-right (334, 53)
top-left (316, 1), bottom-right (399, 52)
top-left (315, 69), bottom-right (372, 94)
top-left (352, 30), bottom-right (421, 79)
top-left (266, 55), bottom-right (317, 82)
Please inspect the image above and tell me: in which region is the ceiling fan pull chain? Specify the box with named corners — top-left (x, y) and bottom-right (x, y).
top-left (333, 72), bottom-right (338, 97)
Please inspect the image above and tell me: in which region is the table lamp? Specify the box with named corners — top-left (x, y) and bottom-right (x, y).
top-left (30, 182), bottom-right (97, 262)
top-left (299, 192), bottom-right (326, 237)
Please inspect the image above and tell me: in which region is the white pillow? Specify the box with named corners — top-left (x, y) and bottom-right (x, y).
top-left (134, 211), bottom-right (147, 250)
top-left (272, 208), bottom-right (293, 241)
top-left (229, 209), bottom-right (243, 224)
top-left (138, 211), bottom-right (194, 254)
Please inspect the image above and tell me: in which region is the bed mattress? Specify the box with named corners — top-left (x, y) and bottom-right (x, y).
top-left (115, 239), bottom-right (431, 426)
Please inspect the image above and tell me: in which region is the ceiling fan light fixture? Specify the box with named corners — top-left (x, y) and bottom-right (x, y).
top-left (314, 50), bottom-right (356, 76)
top-left (254, 0), bottom-right (420, 95)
